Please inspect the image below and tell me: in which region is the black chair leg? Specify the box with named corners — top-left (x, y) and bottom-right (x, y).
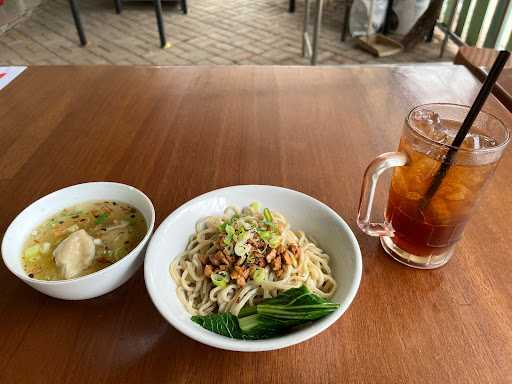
top-left (382, 0), bottom-right (394, 35)
top-left (426, 23), bottom-right (435, 42)
top-left (114, 0), bottom-right (122, 14)
top-left (289, 0), bottom-right (295, 13)
top-left (181, 0), bottom-right (187, 14)
top-left (341, 1), bottom-right (352, 41)
top-left (153, 0), bottom-right (167, 48)
top-left (68, 0), bottom-right (87, 46)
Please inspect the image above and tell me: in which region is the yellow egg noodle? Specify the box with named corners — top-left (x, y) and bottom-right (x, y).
top-left (171, 205), bottom-right (336, 316)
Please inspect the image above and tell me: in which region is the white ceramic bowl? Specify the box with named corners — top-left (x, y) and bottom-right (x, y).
top-left (2, 182), bottom-right (155, 300)
top-left (144, 185), bottom-right (362, 352)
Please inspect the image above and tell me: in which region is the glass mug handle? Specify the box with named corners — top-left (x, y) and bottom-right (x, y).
top-left (357, 152), bottom-right (408, 236)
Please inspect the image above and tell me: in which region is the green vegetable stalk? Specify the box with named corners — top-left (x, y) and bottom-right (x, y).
top-left (191, 286), bottom-right (339, 340)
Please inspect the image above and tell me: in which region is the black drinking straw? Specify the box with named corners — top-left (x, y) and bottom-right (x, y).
top-left (420, 50), bottom-right (511, 210)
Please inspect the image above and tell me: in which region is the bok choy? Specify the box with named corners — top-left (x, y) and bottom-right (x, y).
top-left (191, 286), bottom-right (339, 340)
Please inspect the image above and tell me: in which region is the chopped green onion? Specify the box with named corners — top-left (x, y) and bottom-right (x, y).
top-left (268, 235), bottom-right (281, 249)
top-left (258, 230), bottom-right (272, 241)
top-left (249, 202), bottom-right (261, 212)
top-left (235, 241), bottom-right (251, 257)
top-left (237, 254), bottom-right (247, 265)
top-left (252, 267), bottom-right (266, 283)
top-left (225, 224), bottom-right (234, 236)
top-left (234, 226), bottom-right (245, 242)
top-left (211, 271), bottom-right (229, 288)
top-left (238, 229), bottom-right (251, 243)
top-left (245, 253), bottom-right (256, 265)
top-left (24, 244), bottom-right (40, 261)
top-left (95, 212), bottom-right (109, 225)
top-left (229, 214), bottom-right (240, 224)
top-left (263, 208), bottom-right (273, 223)
top-left (257, 230), bottom-right (279, 247)
top-left (224, 224), bottom-right (235, 245)
top-left (242, 221), bottom-right (254, 230)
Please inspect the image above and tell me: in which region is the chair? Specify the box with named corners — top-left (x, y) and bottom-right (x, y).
top-left (114, 0), bottom-right (187, 15)
top-left (295, 0), bottom-right (396, 64)
top-left (67, 0), bottom-right (187, 49)
top-left (289, 0), bottom-right (295, 12)
top-left (302, 0), bottom-right (324, 65)
top-left (341, 0), bottom-right (352, 41)
top-left (301, 0), bottom-right (351, 64)
top-left (454, 47), bottom-right (512, 112)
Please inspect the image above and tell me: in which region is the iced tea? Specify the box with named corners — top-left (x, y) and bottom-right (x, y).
top-left (385, 133), bottom-right (498, 258)
top-left (358, 103), bottom-right (509, 269)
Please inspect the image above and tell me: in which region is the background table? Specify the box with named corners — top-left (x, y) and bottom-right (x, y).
top-left (1, 65), bottom-right (511, 384)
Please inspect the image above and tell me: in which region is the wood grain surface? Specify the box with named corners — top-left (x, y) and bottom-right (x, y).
top-left (0, 65), bottom-right (511, 384)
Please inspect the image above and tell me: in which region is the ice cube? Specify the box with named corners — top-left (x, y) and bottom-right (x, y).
top-left (411, 109), bottom-right (441, 125)
top-left (439, 182), bottom-right (472, 201)
top-left (461, 133), bottom-right (497, 150)
top-left (431, 128), bottom-right (451, 144)
top-left (479, 134), bottom-right (497, 149)
top-left (429, 198), bottom-right (452, 223)
top-left (411, 109), bottom-right (442, 131)
top-left (462, 133), bottom-right (480, 149)
top-left (411, 109), bottom-right (450, 144)
top-left (405, 191), bottom-right (422, 201)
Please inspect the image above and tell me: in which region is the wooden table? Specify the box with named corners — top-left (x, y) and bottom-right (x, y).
top-left (1, 65), bottom-right (511, 384)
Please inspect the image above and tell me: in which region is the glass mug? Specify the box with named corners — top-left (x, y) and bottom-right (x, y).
top-left (358, 103), bottom-right (510, 269)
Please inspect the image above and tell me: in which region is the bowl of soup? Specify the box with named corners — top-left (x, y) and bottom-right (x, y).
top-left (1, 182), bottom-right (155, 299)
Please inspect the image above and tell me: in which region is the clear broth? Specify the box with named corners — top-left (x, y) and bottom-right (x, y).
top-left (22, 200), bottom-right (147, 280)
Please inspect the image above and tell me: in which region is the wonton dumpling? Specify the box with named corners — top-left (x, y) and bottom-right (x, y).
top-left (53, 229), bottom-right (95, 279)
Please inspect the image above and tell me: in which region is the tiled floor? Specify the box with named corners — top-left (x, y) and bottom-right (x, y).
top-left (0, 0), bottom-right (457, 65)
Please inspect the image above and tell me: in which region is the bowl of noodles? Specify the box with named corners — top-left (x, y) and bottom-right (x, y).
top-left (144, 185), bottom-right (361, 351)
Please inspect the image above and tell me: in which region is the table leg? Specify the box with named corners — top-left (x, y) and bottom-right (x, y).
top-left (382, 0), bottom-right (394, 35)
top-left (311, 0), bottom-right (324, 65)
top-left (302, 0), bottom-right (311, 57)
top-left (181, 0), bottom-right (187, 14)
top-left (341, 0), bottom-right (352, 41)
top-left (289, 0), bottom-right (296, 13)
top-left (426, 24), bottom-right (434, 42)
top-left (440, 0), bottom-right (460, 58)
top-left (153, 0), bottom-right (168, 48)
top-left (68, 0), bottom-right (87, 46)
top-left (114, 0), bottom-right (122, 14)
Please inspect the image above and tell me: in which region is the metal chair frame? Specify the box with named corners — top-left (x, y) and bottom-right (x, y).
top-left (302, 0), bottom-right (324, 65)
top-left (67, 0), bottom-right (187, 48)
